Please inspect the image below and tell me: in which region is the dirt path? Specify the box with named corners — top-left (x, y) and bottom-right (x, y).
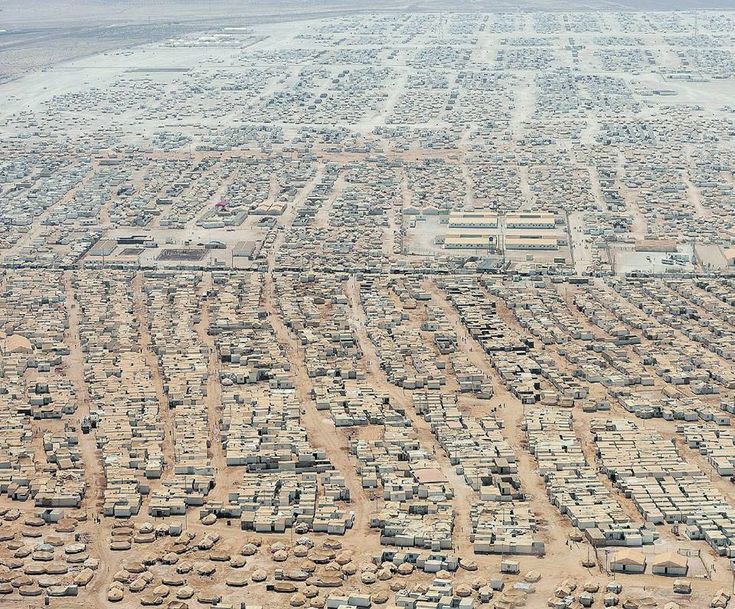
top-left (424, 278), bottom-right (574, 559)
top-left (683, 146), bottom-right (711, 220)
top-left (62, 271), bottom-right (103, 512)
top-left (259, 179), bottom-right (381, 545)
top-left (194, 272), bottom-right (228, 500)
top-left (313, 170), bottom-right (345, 229)
top-left (618, 150), bottom-right (648, 241)
top-left (131, 272), bottom-right (175, 498)
top-left (62, 271), bottom-right (120, 606)
top-left (344, 275), bottom-right (477, 552)
top-left (261, 271), bottom-right (378, 547)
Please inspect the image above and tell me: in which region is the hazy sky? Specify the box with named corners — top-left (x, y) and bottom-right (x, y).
top-left (2, 0), bottom-right (734, 29)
